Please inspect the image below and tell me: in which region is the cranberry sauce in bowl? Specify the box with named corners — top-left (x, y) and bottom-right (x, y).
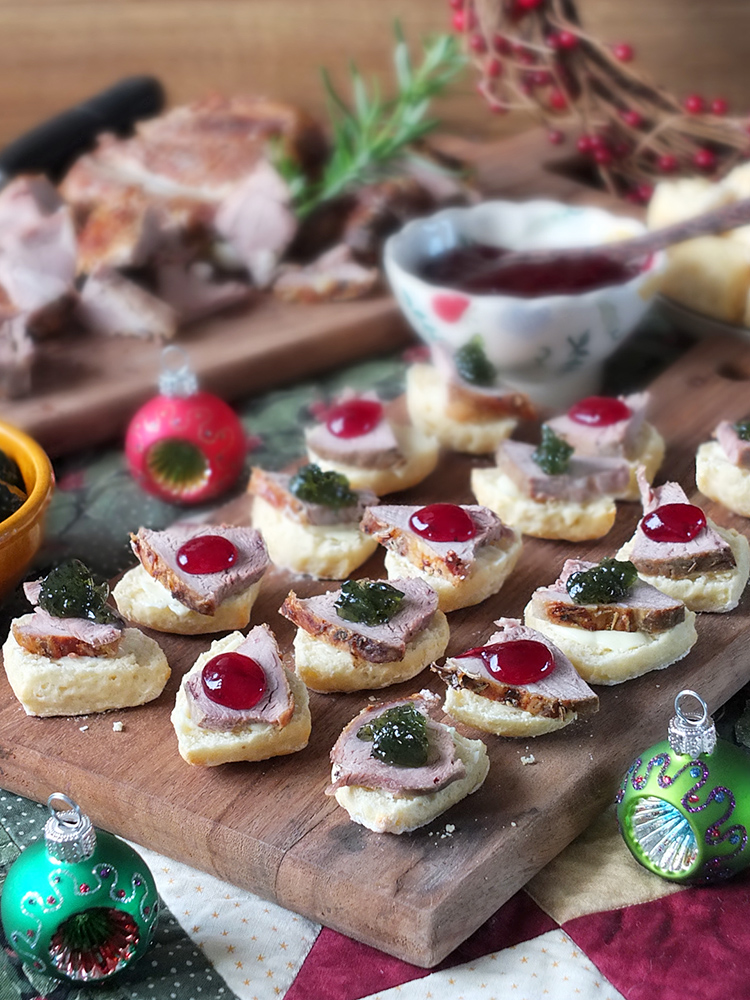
top-left (419, 243), bottom-right (650, 297)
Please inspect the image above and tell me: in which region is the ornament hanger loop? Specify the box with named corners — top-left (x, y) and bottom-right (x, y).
top-left (158, 345), bottom-right (198, 399)
top-left (47, 792), bottom-right (82, 827)
top-left (668, 689), bottom-right (716, 758)
top-left (674, 690), bottom-right (709, 728)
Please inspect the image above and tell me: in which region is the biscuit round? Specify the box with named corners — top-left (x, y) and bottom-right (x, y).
top-left (2, 624), bottom-right (170, 717)
top-left (620, 422), bottom-right (666, 501)
top-left (113, 564), bottom-right (262, 634)
top-left (616, 520), bottom-right (750, 613)
top-left (471, 467), bottom-right (617, 541)
top-left (291, 609), bottom-right (450, 693)
top-left (523, 601), bottom-right (698, 685)
top-left (331, 728), bottom-right (489, 834)
top-left (170, 631), bottom-right (311, 766)
top-left (307, 423), bottom-right (439, 496)
top-left (443, 685), bottom-right (578, 737)
top-left (405, 363), bottom-right (517, 454)
top-left (696, 440), bottom-right (750, 517)
top-left (252, 495), bottom-right (378, 579)
top-left (382, 531), bottom-right (523, 613)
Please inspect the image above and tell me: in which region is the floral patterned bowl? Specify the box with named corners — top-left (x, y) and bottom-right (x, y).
top-left (383, 199), bottom-right (664, 407)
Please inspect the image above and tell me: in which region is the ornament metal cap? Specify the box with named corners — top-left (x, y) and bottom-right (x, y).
top-left (44, 793), bottom-right (97, 864)
top-left (667, 689), bottom-right (717, 758)
top-left (158, 345), bottom-right (198, 398)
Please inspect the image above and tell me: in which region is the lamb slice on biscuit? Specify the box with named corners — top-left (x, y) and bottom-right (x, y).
top-left (435, 617), bottom-right (599, 736)
top-left (130, 523), bottom-right (268, 615)
top-left (326, 689), bottom-right (489, 834)
top-left (546, 392), bottom-right (650, 459)
top-left (305, 392), bottom-right (404, 471)
top-left (529, 558), bottom-right (686, 635)
top-left (248, 466), bottom-right (377, 526)
top-left (280, 577), bottom-right (438, 663)
top-left (495, 439), bottom-right (631, 504)
top-left (360, 503), bottom-right (515, 582)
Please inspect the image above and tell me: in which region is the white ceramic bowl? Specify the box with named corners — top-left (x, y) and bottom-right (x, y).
top-left (384, 199), bottom-right (664, 407)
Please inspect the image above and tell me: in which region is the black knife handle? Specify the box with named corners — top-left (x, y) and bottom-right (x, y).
top-left (0, 75), bottom-right (165, 182)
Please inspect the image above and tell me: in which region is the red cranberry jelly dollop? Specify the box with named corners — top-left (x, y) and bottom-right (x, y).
top-left (176, 535), bottom-right (238, 574)
top-left (456, 639), bottom-right (556, 684)
top-left (641, 503), bottom-right (707, 543)
top-left (409, 503), bottom-right (477, 542)
top-left (202, 652), bottom-right (267, 709)
top-left (326, 399), bottom-right (383, 438)
top-left (568, 395), bottom-right (631, 427)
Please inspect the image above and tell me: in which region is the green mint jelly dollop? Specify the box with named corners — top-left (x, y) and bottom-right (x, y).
top-left (335, 579), bottom-right (404, 627)
top-left (734, 419), bottom-right (750, 442)
top-left (566, 557), bottom-right (638, 605)
top-left (289, 463), bottom-right (357, 508)
top-left (454, 335), bottom-right (496, 387)
top-left (532, 425), bottom-right (574, 475)
top-left (38, 559), bottom-right (120, 624)
top-left (357, 703), bottom-right (430, 767)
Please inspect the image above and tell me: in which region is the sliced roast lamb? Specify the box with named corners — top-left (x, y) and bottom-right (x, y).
top-left (248, 467), bottom-right (377, 526)
top-left (185, 625), bottom-right (294, 730)
top-left (273, 244), bottom-right (379, 303)
top-left (434, 618), bottom-right (599, 721)
top-left (76, 265), bottom-right (178, 340)
top-left (529, 558), bottom-right (686, 634)
top-left (546, 392), bottom-right (649, 458)
top-left (714, 420), bottom-right (750, 469)
top-left (495, 440), bottom-right (630, 502)
top-left (360, 504), bottom-right (515, 581)
top-left (629, 475), bottom-right (735, 578)
top-left (280, 577), bottom-right (438, 663)
top-left (131, 524), bottom-right (269, 616)
top-left (327, 690), bottom-right (465, 796)
top-left (12, 609), bottom-right (123, 658)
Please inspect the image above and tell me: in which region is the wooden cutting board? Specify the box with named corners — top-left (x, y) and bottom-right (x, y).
top-left (0, 130), bottom-right (637, 458)
top-left (2, 332), bottom-right (750, 967)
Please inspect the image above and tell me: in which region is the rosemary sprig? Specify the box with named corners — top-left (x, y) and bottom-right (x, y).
top-left (276, 26), bottom-right (466, 218)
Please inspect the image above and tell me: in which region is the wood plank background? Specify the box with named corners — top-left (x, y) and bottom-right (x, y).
top-left (0, 1), bottom-right (747, 148)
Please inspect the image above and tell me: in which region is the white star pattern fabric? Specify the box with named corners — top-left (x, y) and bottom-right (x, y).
top-left (359, 930), bottom-right (626, 1000)
top-left (133, 843), bottom-right (321, 1000)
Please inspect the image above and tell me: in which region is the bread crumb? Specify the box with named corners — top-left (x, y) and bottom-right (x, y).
top-left (520, 754), bottom-right (536, 765)
top-left (112, 721), bottom-right (124, 732)
top-left (79, 725), bottom-right (88, 732)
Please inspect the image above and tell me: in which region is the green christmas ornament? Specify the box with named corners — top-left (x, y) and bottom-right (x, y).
top-left (617, 690), bottom-right (750, 883)
top-left (1, 793), bottom-right (159, 981)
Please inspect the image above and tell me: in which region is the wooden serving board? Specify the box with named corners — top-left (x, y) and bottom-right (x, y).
top-left (2, 332), bottom-right (750, 967)
top-left (0, 130), bottom-right (635, 458)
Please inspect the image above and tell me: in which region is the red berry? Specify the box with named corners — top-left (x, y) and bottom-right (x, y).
top-left (684, 93), bottom-right (704, 114)
top-left (469, 33), bottom-right (487, 53)
top-left (693, 147), bottom-right (716, 171)
top-left (620, 109), bottom-right (643, 128)
top-left (612, 42), bottom-right (634, 62)
top-left (711, 97), bottom-right (729, 115)
top-left (589, 133), bottom-right (609, 150)
top-left (658, 153), bottom-right (679, 173)
top-left (576, 133), bottom-right (594, 153)
top-left (452, 8), bottom-right (476, 30)
top-left (516, 0), bottom-right (544, 8)
top-left (547, 128), bottom-right (565, 145)
top-left (549, 89), bottom-right (568, 110)
top-left (557, 30), bottom-right (579, 49)
top-left (494, 34), bottom-right (512, 54)
top-left (448, 0), bottom-right (464, 9)
top-left (594, 147), bottom-right (613, 165)
top-left (486, 57), bottom-right (503, 78)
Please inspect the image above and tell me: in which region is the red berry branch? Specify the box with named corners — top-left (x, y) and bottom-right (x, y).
top-left (450, 0), bottom-right (750, 202)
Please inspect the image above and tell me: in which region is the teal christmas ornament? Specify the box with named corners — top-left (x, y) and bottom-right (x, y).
top-left (616, 690), bottom-right (750, 883)
top-left (0, 793), bottom-right (159, 981)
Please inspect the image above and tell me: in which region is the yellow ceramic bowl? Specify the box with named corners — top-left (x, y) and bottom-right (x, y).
top-left (0, 421), bottom-right (54, 605)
